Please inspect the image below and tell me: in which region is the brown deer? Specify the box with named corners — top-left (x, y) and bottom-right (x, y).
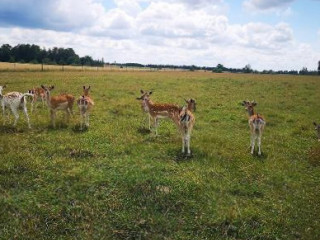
top-left (242, 100), bottom-right (266, 155)
top-left (137, 90), bottom-right (196, 155)
top-left (29, 87), bottom-right (46, 112)
top-left (77, 86), bottom-right (94, 129)
top-left (41, 85), bottom-right (75, 128)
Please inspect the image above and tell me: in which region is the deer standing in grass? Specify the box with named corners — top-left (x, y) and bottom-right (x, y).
top-left (242, 100), bottom-right (266, 155)
top-left (77, 86), bottom-right (94, 129)
top-left (28, 87), bottom-right (46, 112)
top-left (0, 85), bottom-right (34, 128)
top-left (137, 90), bottom-right (196, 155)
top-left (41, 85), bottom-right (75, 128)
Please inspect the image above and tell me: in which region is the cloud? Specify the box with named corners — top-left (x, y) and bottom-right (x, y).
top-left (0, 0), bottom-right (105, 31)
top-left (0, 0), bottom-right (318, 71)
top-left (243, 0), bottom-right (295, 11)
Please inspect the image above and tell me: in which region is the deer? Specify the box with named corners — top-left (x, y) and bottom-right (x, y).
top-left (77, 86), bottom-right (94, 130)
top-left (137, 90), bottom-right (196, 155)
top-left (0, 85), bottom-right (34, 128)
top-left (41, 85), bottom-right (75, 128)
top-left (28, 86), bottom-right (46, 112)
top-left (242, 100), bottom-right (266, 155)
top-left (313, 122), bottom-right (320, 141)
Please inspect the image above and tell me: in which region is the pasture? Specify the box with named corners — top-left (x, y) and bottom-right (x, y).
top-left (0, 70), bottom-right (320, 239)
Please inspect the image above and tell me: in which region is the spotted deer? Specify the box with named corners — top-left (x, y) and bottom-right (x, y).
top-left (41, 85), bottom-right (75, 128)
top-left (313, 122), bottom-right (320, 141)
top-left (28, 87), bottom-right (46, 112)
top-left (242, 100), bottom-right (266, 155)
top-left (0, 85), bottom-right (34, 128)
top-left (137, 90), bottom-right (196, 155)
top-left (77, 86), bottom-right (94, 129)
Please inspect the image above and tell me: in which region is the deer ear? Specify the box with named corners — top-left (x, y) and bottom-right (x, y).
top-left (3, 85), bottom-right (6, 89)
top-left (252, 101), bottom-right (257, 106)
top-left (88, 86), bottom-right (91, 90)
top-left (242, 101), bottom-right (246, 106)
top-left (140, 89), bottom-right (144, 94)
top-left (51, 85), bottom-right (55, 90)
top-left (83, 86), bottom-right (86, 89)
top-left (314, 122), bottom-right (318, 126)
top-left (149, 91), bottom-right (153, 95)
top-left (41, 85), bottom-right (45, 89)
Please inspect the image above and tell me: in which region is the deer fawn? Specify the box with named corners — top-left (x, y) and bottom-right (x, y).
top-left (313, 122), bottom-right (320, 141)
top-left (41, 85), bottom-right (75, 128)
top-left (0, 85), bottom-right (34, 128)
top-left (137, 90), bottom-right (196, 155)
top-left (242, 100), bottom-right (266, 155)
top-left (77, 86), bottom-right (94, 129)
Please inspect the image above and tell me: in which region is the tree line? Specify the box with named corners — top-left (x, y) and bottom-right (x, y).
top-left (0, 43), bottom-right (319, 75)
top-left (0, 43), bottom-right (104, 66)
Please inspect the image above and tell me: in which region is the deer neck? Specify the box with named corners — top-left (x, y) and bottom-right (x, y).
top-left (247, 108), bottom-right (255, 117)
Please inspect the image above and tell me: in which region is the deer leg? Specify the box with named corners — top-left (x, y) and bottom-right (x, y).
top-left (2, 103), bottom-right (6, 126)
top-left (250, 132), bottom-right (256, 155)
top-left (10, 106), bottom-right (19, 127)
top-left (181, 135), bottom-right (185, 153)
top-left (50, 109), bottom-right (56, 128)
top-left (85, 112), bottom-right (89, 127)
top-left (23, 105), bottom-right (31, 128)
top-left (154, 117), bottom-right (159, 136)
top-left (148, 114), bottom-right (151, 130)
top-left (258, 132), bottom-right (262, 156)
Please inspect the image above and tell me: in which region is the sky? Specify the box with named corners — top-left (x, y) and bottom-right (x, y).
top-left (0, 0), bottom-right (319, 71)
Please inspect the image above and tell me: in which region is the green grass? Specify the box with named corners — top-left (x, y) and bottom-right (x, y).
top-left (0, 71), bottom-right (320, 239)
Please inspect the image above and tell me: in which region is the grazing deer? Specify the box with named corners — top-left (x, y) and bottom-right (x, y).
top-left (41, 85), bottom-right (75, 128)
top-left (28, 87), bottom-right (46, 112)
top-left (242, 100), bottom-right (266, 155)
top-left (77, 86), bottom-right (94, 129)
top-left (313, 122), bottom-right (320, 141)
top-left (137, 90), bottom-right (196, 155)
top-left (0, 85), bottom-right (34, 128)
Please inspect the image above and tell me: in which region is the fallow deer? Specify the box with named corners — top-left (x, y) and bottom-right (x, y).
top-left (0, 85), bottom-right (34, 128)
top-left (29, 87), bottom-right (46, 112)
top-left (77, 86), bottom-right (94, 129)
top-left (136, 90), bottom-right (181, 135)
top-left (242, 100), bottom-right (266, 155)
top-left (137, 90), bottom-right (196, 155)
top-left (41, 85), bottom-right (75, 128)
top-left (313, 122), bottom-right (320, 141)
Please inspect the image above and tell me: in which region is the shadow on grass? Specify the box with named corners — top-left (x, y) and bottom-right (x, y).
top-left (72, 124), bottom-right (88, 133)
top-left (0, 125), bottom-right (25, 134)
top-left (167, 147), bottom-right (209, 162)
top-left (137, 127), bottom-right (151, 135)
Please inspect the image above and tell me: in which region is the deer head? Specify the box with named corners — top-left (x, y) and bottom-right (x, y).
top-left (242, 100), bottom-right (257, 116)
top-left (83, 86), bottom-right (91, 96)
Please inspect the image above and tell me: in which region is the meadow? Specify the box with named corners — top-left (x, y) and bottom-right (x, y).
top-left (0, 69), bottom-right (320, 239)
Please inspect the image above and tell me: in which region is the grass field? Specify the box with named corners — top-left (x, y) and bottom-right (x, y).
top-left (0, 70), bottom-right (320, 239)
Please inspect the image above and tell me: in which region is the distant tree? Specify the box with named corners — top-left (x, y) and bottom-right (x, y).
top-left (299, 67), bottom-right (308, 75)
top-left (243, 64), bottom-right (253, 73)
top-left (0, 44), bottom-right (12, 62)
top-left (318, 61), bottom-right (320, 75)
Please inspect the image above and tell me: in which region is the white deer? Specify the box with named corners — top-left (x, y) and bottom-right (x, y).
top-left (41, 85), bottom-right (75, 128)
top-left (77, 86), bottom-right (94, 129)
top-left (242, 100), bottom-right (266, 155)
top-left (0, 85), bottom-right (34, 128)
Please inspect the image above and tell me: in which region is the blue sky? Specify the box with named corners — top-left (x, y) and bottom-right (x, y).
top-left (0, 0), bottom-right (319, 70)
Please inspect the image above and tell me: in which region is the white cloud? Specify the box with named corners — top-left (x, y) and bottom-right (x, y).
top-left (0, 0), bottom-right (319, 71)
top-left (243, 0), bottom-right (295, 11)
